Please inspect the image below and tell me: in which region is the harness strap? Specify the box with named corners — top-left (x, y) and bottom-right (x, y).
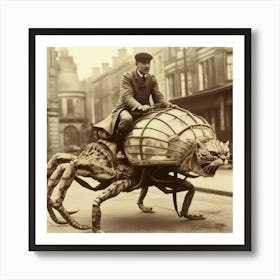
top-left (172, 172), bottom-right (180, 216)
top-left (172, 191), bottom-right (180, 217)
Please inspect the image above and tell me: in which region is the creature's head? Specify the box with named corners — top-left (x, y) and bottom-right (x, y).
top-left (179, 138), bottom-right (231, 177)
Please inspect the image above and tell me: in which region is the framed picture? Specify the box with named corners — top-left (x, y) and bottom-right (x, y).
top-left (29, 28), bottom-right (251, 251)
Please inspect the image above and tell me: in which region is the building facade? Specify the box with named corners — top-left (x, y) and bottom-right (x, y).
top-left (86, 47), bottom-right (233, 145)
top-left (47, 47), bottom-right (90, 158)
top-left (88, 48), bottom-right (131, 123)
top-left (89, 47), bottom-right (167, 123)
top-left (169, 47), bottom-right (233, 144)
top-left (47, 47), bottom-right (60, 159)
top-left (56, 48), bottom-right (89, 151)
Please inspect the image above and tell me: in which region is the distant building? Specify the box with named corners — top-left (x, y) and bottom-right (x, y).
top-left (56, 48), bottom-right (89, 152)
top-left (89, 47), bottom-right (167, 123)
top-left (47, 47), bottom-right (60, 159)
top-left (89, 48), bottom-right (131, 123)
top-left (168, 47), bottom-right (233, 144)
top-left (85, 47), bottom-right (233, 146)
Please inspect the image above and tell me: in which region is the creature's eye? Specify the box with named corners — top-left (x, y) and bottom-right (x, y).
top-left (200, 150), bottom-right (208, 156)
top-left (210, 151), bottom-right (218, 157)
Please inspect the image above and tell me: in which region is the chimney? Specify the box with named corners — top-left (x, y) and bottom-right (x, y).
top-left (118, 48), bottom-right (127, 63)
top-left (92, 67), bottom-right (100, 78)
top-left (60, 47), bottom-right (69, 57)
top-left (112, 56), bottom-right (119, 68)
top-left (101, 63), bottom-right (110, 74)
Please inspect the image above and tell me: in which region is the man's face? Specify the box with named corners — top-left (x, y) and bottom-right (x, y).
top-left (136, 60), bottom-right (150, 75)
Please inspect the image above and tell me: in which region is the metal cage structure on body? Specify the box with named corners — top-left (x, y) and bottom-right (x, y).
top-left (124, 108), bottom-right (216, 166)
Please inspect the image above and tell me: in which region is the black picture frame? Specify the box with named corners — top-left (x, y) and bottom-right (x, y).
top-left (29, 28), bottom-right (251, 251)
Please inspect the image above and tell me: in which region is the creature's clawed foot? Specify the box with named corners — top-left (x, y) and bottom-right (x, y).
top-left (47, 198), bottom-right (67, 224)
top-left (93, 228), bottom-right (105, 233)
top-left (68, 210), bottom-right (80, 215)
top-left (49, 200), bottom-right (91, 230)
top-left (138, 203), bottom-right (155, 213)
top-left (92, 205), bottom-right (104, 233)
top-left (180, 212), bottom-right (205, 220)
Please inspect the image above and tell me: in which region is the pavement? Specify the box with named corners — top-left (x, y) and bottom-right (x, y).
top-left (47, 169), bottom-right (233, 233)
top-left (188, 167), bottom-right (232, 196)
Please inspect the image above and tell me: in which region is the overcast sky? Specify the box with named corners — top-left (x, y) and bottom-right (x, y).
top-left (64, 47), bottom-right (133, 80)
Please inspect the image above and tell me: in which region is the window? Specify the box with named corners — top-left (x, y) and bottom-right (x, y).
top-left (204, 60), bottom-right (209, 88)
top-left (198, 63), bottom-right (204, 91)
top-left (211, 112), bottom-right (216, 131)
top-left (166, 74), bottom-right (176, 98)
top-left (220, 99), bottom-right (225, 131)
top-left (59, 97), bottom-right (85, 119)
top-left (168, 47), bottom-right (176, 59)
top-left (151, 58), bottom-right (156, 74)
top-left (74, 98), bottom-right (85, 118)
top-left (180, 72), bottom-right (186, 96)
top-left (226, 53), bottom-right (233, 80)
top-left (102, 95), bottom-right (112, 116)
top-left (187, 72), bottom-right (193, 95)
top-left (67, 99), bottom-right (74, 117)
top-left (198, 57), bottom-right (216, 90)
top-left (64, 126), bottom-right (78, 146)
top-left (165, 77), bottom-right (170, 99)
top-left (209, 57), bottom-right (216, 87)
top-left (60, 99), bottom-right (67, 117)
top-left (158, 55), bottom-right (163, 72)
top-left (225, 103), bottom-right (232, 132)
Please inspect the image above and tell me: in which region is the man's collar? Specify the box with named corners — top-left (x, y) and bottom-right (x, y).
top-left (136, 70), bottom-right (147, 79)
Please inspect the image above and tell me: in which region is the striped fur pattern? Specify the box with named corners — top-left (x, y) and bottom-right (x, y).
top-left (181, 139), bottom-right (231, 177)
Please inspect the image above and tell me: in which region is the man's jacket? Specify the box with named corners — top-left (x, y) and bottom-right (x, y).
top-left (114, 70), bottom-right (170, 111)
top-left (94, 71), bottom-right (171, 136)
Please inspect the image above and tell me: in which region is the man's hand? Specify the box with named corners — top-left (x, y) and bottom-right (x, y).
top-left (168, 103), bottom-right (179, 109)
top-left (137, 105), bottom-right (151, 112)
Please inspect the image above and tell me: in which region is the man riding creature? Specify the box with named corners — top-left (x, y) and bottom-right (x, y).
top-left (47, 52), bottom-right (231, 233)
top-left (93, 52), bottom-right (177, 158)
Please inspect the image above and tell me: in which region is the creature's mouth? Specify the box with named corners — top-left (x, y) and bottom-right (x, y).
top-left (200, 162), bottom-right (222, 176)
top-left (179, 153), bottom-right (225, 177)
top-left (201, 163), bottom-right (221, 176)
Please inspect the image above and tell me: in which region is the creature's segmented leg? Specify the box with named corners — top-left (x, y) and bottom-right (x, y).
top-left (137, 186), bottom-right (154, 213)
top-left (177, 180), bottom-right (205, 220)
top-left (49, 161), bottom-right (91, 230)
top-left (47, 153), bottom-right (77, 179)
top-left (91, 179), bottom-right (132, 233)
top-left (179, 181), bottom-right (194, 217)
top-left (47, 163), bottom-right (69, 224)
top-left (151, 173), bottom-right (205, 220)
top-left (47, 153), bottom-right (77, 224)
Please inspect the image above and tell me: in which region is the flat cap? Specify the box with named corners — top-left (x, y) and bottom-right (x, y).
top-left (135, 52), bottom-right (153, 62)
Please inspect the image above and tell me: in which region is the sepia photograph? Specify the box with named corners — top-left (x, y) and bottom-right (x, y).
top-left (30, 29), bottom-right (251, 250)
top-left (4, 0), bottom-right (280, 278)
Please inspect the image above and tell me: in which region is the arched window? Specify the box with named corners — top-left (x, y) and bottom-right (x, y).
top-left (64, 126), bottom-right (78, 146)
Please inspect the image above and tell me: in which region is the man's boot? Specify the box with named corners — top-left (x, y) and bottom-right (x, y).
top-left (116, 148), bottom-right (126, 160)
top-left (115, 132), bottom-right (126, 160)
